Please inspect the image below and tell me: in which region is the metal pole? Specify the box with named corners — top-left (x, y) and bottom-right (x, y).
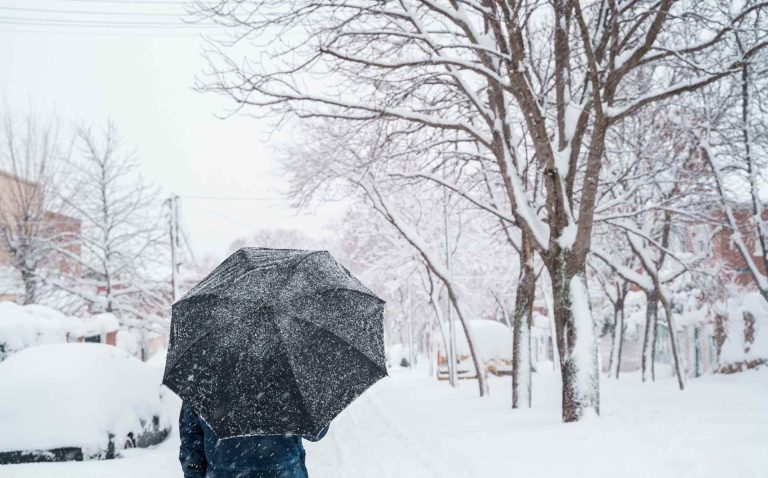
top-left (694, 326), bottom-right (701, 378)
top-left (407, 311), bottom-right (415, 369)
top-left (443, 182), bottom-right (457, 387)
top-left (169, 194), bottom-right (180, 302)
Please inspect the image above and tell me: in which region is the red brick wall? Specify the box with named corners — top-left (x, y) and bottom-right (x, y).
top-left (709, 208), bottom-right (767, 287)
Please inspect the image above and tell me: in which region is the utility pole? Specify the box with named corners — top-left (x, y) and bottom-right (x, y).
top-left (168, 194), bottom-right (181, 302)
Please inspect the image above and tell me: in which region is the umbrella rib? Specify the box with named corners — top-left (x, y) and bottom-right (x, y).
top-left (282, 312), bottom-right (386, 374)
top-left (271, 316), bottom-right (316, 433)
top-left (163, 329), bottom-right (216, 376)
top-left (165, 297), bottom-right (262, 372)
top-left (309, 287), bottom-right (385, 305)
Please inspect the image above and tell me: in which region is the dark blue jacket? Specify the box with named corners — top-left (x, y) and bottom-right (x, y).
top-left (179, 403), bottom-right (328, 478)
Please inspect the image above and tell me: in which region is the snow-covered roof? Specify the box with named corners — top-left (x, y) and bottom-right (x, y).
top-left (439, 319), bottom-right (512, 361)
top-left (0, 343), bottom-right (165, 455)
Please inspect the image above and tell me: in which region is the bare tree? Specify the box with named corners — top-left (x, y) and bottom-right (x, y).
top-left (0, 110), bottom-right (72, 304)
top-left (197, 0), bottom-right (768, 421)
top-left (692, 38), bottom-right (768, 303)
top-left (54, 121), bottom-right (169, 356)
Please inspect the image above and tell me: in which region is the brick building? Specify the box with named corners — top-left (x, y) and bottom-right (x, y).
top-left (705, 207), bottom-right (767, 287)
top-left (597, 206), bottom-right (768, 375)
top-left (0, 170), bottom-right (81, 302)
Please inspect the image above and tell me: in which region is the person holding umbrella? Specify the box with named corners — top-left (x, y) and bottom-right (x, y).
top-left (163, 248), bottom-right (387, 478)
top-left (178, 403), bottom-right (328, 478)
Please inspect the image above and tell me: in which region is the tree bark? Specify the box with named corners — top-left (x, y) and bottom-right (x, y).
top-left (607, 284), bottom-right (626, 379)
top-left (615, 307), bottom-right (625, 379)
top-left (512, 234), bottom-right (535, 408)
top-left (659, 292), bottom-right (685, 390)
top-left (549, 257), bottom-right (599, 422)
top-left (641, 291), bottom-right (659, 382)
top-left (21, 268), bottom-right (38, 305)
top-left (650, 299), bottom-right (658, 381)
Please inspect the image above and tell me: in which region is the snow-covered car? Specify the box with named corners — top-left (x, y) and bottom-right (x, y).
top-left (0, 343), bottom-right (171, 464)
top-left (437, 319), bottom-right (513, 378)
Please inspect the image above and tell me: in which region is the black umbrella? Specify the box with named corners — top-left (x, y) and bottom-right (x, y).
top-left (162, 247), bottom-right (386, 438)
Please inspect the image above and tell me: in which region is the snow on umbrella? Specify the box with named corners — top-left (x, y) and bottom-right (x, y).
top-left (162, 248), bottom-right (386, 438)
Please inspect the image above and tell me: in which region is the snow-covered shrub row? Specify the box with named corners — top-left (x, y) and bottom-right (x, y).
top-left (719, 292), bottom-right (768, 373)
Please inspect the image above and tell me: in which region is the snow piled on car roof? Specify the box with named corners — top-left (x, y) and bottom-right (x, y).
top-left (0, 343), bottom-right (164, 457)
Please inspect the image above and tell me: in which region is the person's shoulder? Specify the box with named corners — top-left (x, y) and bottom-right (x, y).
top-left (303, 425), bottom-right (329, 442)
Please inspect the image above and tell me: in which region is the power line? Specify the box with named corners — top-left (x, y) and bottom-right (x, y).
top-left (179, 194), bottom-right (280, 201)
top-left (0, 27), bottom-right (201, 36)
top-left (51, 0), bottom-right (192, 4)
top-left (0, 6), bottom-right (188, 16)
top-left (186, 203), bottom-right (261, 231)
top-left (0, 18), bottom-right (218, 28)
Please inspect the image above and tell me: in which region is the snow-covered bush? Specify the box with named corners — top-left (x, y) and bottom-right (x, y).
top-left (388, 343), bottom-right (410, 368)
top-left (720, 292), bottom-right (768, 373)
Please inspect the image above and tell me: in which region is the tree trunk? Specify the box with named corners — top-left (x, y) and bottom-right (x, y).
top-left (606, 287), bottom-right (621, 378)
top-left (445, 283), bottom-right (490, 396)
top-left (641, 291), bottom-right (658, 382)
top-left (659, 292), bottom-right (685, 390)
top-left (20, 269), bottom-right (38, 305)
top-left (512, 235), bottom-right (535, 408)
top-left (607, 307), bottom-right (620, 378)
top-left (549, 260), bottom-right (599, 422)
top-left (615, 306), bottom-right (625, 379)
top-left (650, 299), bottom-right (658, 381)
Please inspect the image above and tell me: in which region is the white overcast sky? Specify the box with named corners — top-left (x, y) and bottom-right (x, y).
top-left (0, 0), bottom-right (344, 263)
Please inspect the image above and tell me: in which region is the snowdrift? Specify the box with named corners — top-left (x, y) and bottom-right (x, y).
top-left (0, 343), bottom-right (168, 461)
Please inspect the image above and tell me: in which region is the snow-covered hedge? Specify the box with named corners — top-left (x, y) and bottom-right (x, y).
top-left (720, 292), bottom-right (768, 373)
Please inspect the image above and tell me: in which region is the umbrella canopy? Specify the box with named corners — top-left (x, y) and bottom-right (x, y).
top-left (162, 248), bottom-right (386, 438)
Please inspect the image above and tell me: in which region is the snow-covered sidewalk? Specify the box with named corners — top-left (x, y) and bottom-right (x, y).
top-left (1, 366), bottom-right (766, 478)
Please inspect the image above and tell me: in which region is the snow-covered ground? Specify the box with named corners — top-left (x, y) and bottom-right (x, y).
top-left (1, 364), bottom-right (765, 478)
